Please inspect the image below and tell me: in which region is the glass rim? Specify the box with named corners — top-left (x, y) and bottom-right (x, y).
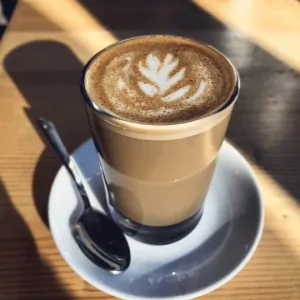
top-left (81, 35), bottom-right (240, 128)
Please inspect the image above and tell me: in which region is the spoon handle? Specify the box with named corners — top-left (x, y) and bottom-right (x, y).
top-left (38, 117), bottom-right (90, 209)
top-left (37, 118), bottom-right (70, 164)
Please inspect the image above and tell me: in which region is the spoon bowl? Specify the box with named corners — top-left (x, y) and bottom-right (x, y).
top-left (73, 208), bottom-right (130, 272)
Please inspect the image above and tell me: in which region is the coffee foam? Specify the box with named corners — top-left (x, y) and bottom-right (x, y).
top-left (85, 36), bottom-right (236, 123)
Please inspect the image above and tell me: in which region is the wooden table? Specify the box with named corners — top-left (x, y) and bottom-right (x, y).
top-left (1, 0), bottom-right (300, 299)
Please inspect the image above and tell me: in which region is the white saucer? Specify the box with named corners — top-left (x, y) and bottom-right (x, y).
top-left (49, 140), bottom-right (264, 300)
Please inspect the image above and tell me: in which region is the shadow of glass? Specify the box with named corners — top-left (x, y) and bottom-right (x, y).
top-left (78, 0), bottom-right (300, 203)
top-left (0, 179), bottom-right (73, 299)
top-left (4, 41), bottom-right (89, 227)
top-left (109, 187), bottom-right (260, 297)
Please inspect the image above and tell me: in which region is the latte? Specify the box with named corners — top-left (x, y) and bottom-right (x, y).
top-left (82, 35), bottom-right (239, 244)
top-left (84, 35), bottom-right (236, 123)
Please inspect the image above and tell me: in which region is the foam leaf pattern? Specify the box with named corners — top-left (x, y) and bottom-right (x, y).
top-left (138, 82), bottom-right (158, 97)
top-left (162, 86), bottom-right (191, 102)
top-left (138, 53), bottom-right (186, 100)
top-left (115, 52), bottom-right (207, 103)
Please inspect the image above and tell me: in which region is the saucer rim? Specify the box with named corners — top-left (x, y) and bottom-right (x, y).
top-left (48, 140), bottom-right (264, 300)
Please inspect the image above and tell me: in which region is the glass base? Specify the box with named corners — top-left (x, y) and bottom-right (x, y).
top-left (107, 201), bottom-right (203, 245)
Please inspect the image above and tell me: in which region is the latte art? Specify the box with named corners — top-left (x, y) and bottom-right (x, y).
top-left (85, 36), bottom-right (236, 123)
top-left (137, 53), bottom-right (206, 102)
top-left (138, 53), bottom-right (188, 100)
top-left (117, 53), bottom-right (206, 104)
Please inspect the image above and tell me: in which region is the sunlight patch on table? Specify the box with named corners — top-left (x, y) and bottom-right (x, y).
top-left (23, 0), bottom-right (117, 59)
top-left (228, 140), bottom-right (300, 262)
top-left (193, 0), bottom-right (300, 71)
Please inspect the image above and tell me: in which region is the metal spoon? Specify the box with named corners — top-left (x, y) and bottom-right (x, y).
top-left (38, 117), bottom-right (130, 273)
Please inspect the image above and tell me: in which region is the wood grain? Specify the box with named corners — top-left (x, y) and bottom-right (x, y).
top-left (194, 0), bottom-right (300, 71)
top-left (0, 0), bottom-right (300, 299)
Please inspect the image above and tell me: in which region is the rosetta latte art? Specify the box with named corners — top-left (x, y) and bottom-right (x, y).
top-left (117, 53), bottom-right (206, 104)
top-left (137, 53), bottom-right (206, 102)
top-left (86, 36), bottom-right (229, 123)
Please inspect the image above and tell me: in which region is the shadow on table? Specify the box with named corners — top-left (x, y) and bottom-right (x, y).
top-left (79, 0), bottom-right (300, 202)
top-left (0, 179), bottom-right (73, 299)
top-left (78, 0), bottom-right (226, 38)
top-left (4, 41), bottom-right (90, 227)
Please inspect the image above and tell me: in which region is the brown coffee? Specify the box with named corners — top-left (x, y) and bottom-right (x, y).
top-left (82, 36), bottom-right (238, 243)
top-left (85, 35), bottom-right (236, 123)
